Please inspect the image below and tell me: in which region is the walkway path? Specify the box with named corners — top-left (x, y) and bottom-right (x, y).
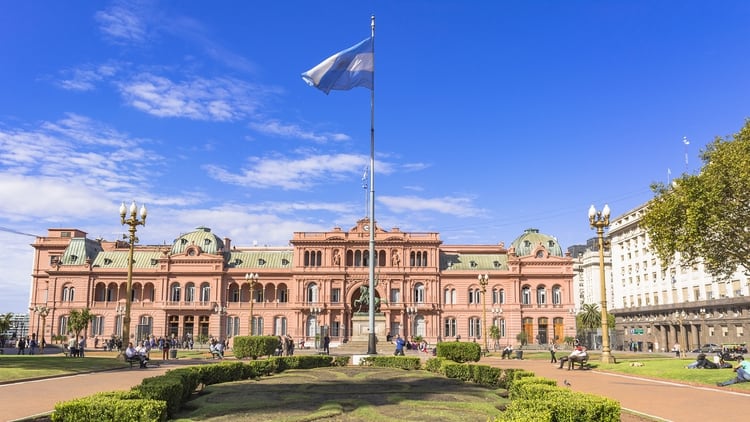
top-left (2, 355), bottom-right (748, 421)
top-left (485, 356), bottom-right (749, 422)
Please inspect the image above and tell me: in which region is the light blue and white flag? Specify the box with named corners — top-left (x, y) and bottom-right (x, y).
top-left (302, 37), bottom-right (373, 94)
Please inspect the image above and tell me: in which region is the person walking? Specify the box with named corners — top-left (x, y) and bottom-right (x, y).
top-left (549, 342), bottom-right (557, 363)
top-left (394, 335), bottom-right (406, 356)
top-left (323, 335), bottom-right (330, 355)
top-left (161, 337), bottom-right (170, 360)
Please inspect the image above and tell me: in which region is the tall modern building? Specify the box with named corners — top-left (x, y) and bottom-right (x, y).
top-left (27, 220), bottom-right (576, 350)
top-left (609, 204), bottom-right (750, 352)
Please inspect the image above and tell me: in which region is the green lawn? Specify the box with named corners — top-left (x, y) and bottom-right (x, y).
top-left (0, 354), bottom-right (128, 382)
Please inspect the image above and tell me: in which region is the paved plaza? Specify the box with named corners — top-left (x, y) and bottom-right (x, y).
top-left (1, 354), bottom-right (748, 421)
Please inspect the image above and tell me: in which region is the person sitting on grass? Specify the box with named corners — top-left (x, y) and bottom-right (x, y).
top-left (687, 353), bottom-right (718, 369)
top-left (716, 356), bottom-right (750, 387)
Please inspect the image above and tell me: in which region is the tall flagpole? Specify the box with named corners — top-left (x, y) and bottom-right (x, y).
top-left (367, 14), bottom-right (377, 355)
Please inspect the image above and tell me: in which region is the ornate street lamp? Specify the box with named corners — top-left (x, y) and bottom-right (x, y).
top-left (478, 273), bottom-right (489, 354)
top-left (589, 204), bottom-right (614, 363)
top-left (30, 305), bottom-right (50, 353)
top-left (119, 201), bottom-right (147, 353)
top-left (406, 306), bottom-right (418, 339)
top-left (214, 303), bottom-right (228, 339)
top-left (245, 273), bottom-right (259, 335)
top-left (310, 306), bottom-right (323, 349)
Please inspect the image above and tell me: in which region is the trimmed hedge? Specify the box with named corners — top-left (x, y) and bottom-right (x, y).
top-left (52, 392), bottom-right (167, 422)
top-left (359, 355), bottom-right (422, 370)
top-left (436, 341), bottom-right (481, 362)
top-left (232, 335), bottom-right (279, 359)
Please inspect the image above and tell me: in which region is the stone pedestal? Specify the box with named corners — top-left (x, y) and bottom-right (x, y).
top-left (351, 313), bottom-right (386, 342)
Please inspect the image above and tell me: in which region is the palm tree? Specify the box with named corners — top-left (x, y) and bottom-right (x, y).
top-left (68, 308), bottom-right (94, 339)
top-left (579, 303), bottom-right (601, 330)
top-left (0, 313), bottom-right (14, 347)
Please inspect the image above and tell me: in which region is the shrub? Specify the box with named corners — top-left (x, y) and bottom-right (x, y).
top-left (52, 394), bottom-right (167, 422)
top-left (232, 335), bottom-right (278, 359)
top-left (332, 355), bottom-right (350, 366)
top-left (132, 374), bottom-right (185, 417)
top-left (425, 357), bottom-right (447, 373)
top-left (497, 399), bottom-right (553, 422)
top-left (436, 341), bottom-right (481, 363)
top-left (508, 376), bottom-right (557, 400)
top-left (468, 363), bottom-right (502, 386)
top-left (442, 362), bottom-right (471, 381)
top-left (360, 356), bottom-right (421, 370)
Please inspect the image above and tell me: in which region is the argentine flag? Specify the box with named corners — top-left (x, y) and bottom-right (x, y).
top-left (302, 37), bottom-right (373, 94)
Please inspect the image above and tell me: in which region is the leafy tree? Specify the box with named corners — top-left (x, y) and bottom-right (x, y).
top-left (578, 303), bottom-right (601, 331)
top-left (515, 331), bottom-right (528, 347)
top-left (642, 119), bottom-right (750, 278)
top-left (68, 308), bottom-right (94, 338)
top-left (0, 312), bottom-right (13, 336)
top-left (489, 325), bottom-right (500, 350)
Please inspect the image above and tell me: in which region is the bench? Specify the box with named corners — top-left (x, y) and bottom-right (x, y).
top-left (63, 345), bottom-right (80, 357)
top-left (210, 349), bottom-right (223, 359)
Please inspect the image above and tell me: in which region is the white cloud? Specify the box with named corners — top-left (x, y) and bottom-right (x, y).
top-left (249, 120), bottom-right (350, 143)
top-left (117, 73), bottom-right (265, 121)
top-left (204, 153), bottom-right (391, 190)
top-left (57, 63), bottom-right (120, 91)
top-left (94, 1), bottom-right (149, 45)
top-left (0, 114), bottom-right (164, 221)
top-left (378, 195), bottom-right (484, 217)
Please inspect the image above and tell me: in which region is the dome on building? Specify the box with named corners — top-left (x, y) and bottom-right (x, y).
top-left (171, 226), bottom-right (225, 255)
top-left (510, 228), bottom-right (563, 257)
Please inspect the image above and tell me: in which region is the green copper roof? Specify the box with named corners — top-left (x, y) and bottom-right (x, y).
top-left (510, 228), bottom-right (563, 257)
top-left (440, 253), bottom-right (507, 271)
top-left (227, 250), bottom-right (293, 269)
top-left (92, 251), bottom-right (163, 269)
top-left (60, 238), bottom-right (104, 265)
top-left (171, 226), bottom-right (225, 255)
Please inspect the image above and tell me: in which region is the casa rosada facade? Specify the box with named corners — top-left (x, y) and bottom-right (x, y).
top-left (28, 219), bottom-right (576, 348)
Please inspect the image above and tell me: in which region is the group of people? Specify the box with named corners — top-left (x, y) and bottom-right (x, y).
top-left (274, 334), bottom-right (296, 356)
top-left (124, 341), bottom-right (152, 368)
top-left (392, 335), bottom-right (429, 356)
top-left (14, 335), bottom-right (44, 355)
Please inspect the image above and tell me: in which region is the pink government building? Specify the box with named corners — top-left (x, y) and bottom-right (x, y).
top-left (28, 219), bottom-right (576, 349)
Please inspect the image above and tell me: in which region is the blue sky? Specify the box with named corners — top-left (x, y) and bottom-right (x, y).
top-left (2, 1), bottom-right (749, 314)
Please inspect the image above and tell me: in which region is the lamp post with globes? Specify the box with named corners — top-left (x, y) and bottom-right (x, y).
top-left (119, 201), bottom-right (147, 353)
top-left (245, 273), bottom-right (259, 335)
top-left (589, 204), bottom-right (615, 363)
top-left (30, 305), bottom-right (50, 353)
top-left (478, 274), bottom-right (489, 354)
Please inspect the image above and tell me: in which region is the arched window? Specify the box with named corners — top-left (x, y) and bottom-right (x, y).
top-left (91, 315), bottom-right (104, 336)
top-left (227, 316), bottom-right (240, 337)
top-left (307, 283), bottom-right (319, 303)
top-left (278, 284), bottom-right (289, 303)
top-left (443, 317), bottom-right (457, 338)
top-left (537, 286), bottom-right (547, 305)
top-left (62, 286), bottom-right (75, 302)
top-left (468, 288), bottom-right (481, 304)
top-left (251, 316), bottom-right (263, 335)
top-left (413, 283), bottom-right (425, 303)
top-left (307, 315), bottom-right (318, 337)
top-left (552, 285), bottom-right (562, 305)
top-left (500, 289), bottom-right (506, 304)
top-left (170, 283), bottom-right (181, 303)
top-left (230, 284), bottom-right (240, 302)
top-left (185, 283), bottom-right (195, 303)
top-left (274, 316), bottom-right (287, 335)
top-left (522, 286), bottom-right (531, 305)
top-left (200, 283), bottom-right (211, 303)
top-left (59, 315), bottom-right (68, 335)
top-left (444, 288), bottom-right (456, 304)
top-left (469, 317), bottom-right (482, 338)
